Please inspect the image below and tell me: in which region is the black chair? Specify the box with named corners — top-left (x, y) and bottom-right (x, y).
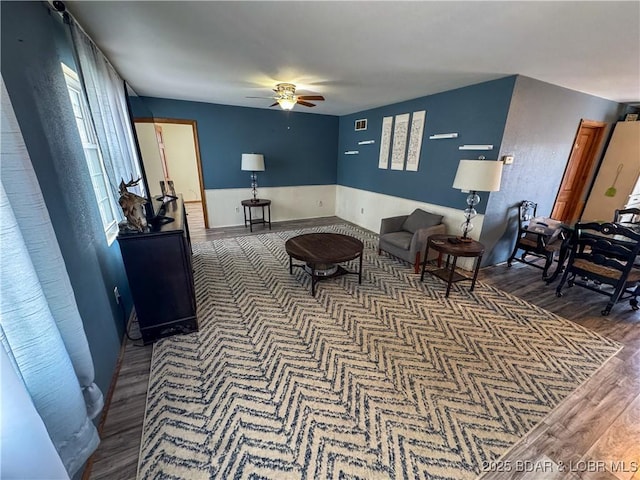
top-left (507, 200), bottom-right (566, 279)
top-left (556, 222), bottom-right (640, 315)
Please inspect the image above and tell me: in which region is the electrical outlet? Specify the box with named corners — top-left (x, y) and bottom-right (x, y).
top-left (235, 207), bottom-right (239, 213)
top-left (318, 200), bottom-right (323, 207)
top-left (502, 155), bottom-right (514, 165)
top-left (360, 208), bottom-right (364, 214)
top-left (113, 286), bottom-right (121, 304)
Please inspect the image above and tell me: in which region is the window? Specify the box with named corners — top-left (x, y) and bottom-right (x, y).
top-left (62, 63), bottom-right (120, 244)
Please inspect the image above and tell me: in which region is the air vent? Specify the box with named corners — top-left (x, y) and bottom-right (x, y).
top-left (355, 119), bottom-right (367, 131)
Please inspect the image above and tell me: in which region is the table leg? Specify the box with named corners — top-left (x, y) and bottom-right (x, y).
top-left (446, 256), bottom-right (458, 297)
top-left (243, 205), bottom-right (248, 228)
top-left (311, 265), bottom-right (317, 296)
top-left (267, 204), bottom-right (272, 230)
top-left (420, 244), bottom-right (431, 281)
top-left (358, 252), bottom-right (363, 284)
top-left (248, 206), bottom-right (253, 232)
top-left (470, 255), bottom-right (482, 291)
top-left (289, 255), bottom-right (292, 274)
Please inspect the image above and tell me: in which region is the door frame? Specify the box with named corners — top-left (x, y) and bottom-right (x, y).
top-left (134, 117), bottom-right (209, 228)
top-left (551, 119), bottom-right (607, 223)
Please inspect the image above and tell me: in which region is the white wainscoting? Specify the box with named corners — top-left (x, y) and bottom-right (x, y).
top-left (205, 184), bottom-right (484, 270)
top-left (205, 185), bottom-right (337, 228)
top-left (336, 186), bottom-right (485, 270)
top-left (335, 185), bottom-right (485, 236)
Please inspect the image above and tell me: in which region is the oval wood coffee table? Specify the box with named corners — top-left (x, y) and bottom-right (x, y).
top-left (285, 233), bottom-right (363, 296)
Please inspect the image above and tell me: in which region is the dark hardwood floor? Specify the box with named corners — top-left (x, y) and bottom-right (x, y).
top-left (88, 203), bottom-right (639, 480)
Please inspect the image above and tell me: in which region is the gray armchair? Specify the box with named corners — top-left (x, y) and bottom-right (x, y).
top-left (378, 209), bottom-right (446, 273)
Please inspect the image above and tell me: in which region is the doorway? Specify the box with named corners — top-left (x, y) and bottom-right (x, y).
top-left (134, 118), bottom-right (209, 228)
top-left (551, 119), bottom-right (607, 224)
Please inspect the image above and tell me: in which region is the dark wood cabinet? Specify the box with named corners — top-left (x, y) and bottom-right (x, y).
top-left (117, 195), bottom-right (197, 344)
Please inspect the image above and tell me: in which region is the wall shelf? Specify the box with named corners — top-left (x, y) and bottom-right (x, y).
top-left (459, 144), bottom-right (493, 150)
top-left (429, 133), bottom-right (458, 139)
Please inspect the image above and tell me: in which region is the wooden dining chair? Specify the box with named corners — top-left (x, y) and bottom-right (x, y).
top-left (556, 222), bottom-right (640, 315)
top-left (507, 200), bottom-right (566, 279)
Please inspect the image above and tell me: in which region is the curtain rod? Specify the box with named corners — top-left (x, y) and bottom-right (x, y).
top-left (47, 0), bottom-right (129, 88)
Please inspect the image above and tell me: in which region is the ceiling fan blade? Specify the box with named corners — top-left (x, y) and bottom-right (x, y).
top-left (246, 96), bottom-right (275, 99)
top-left (269, 102), bottom-right (279, 107)
top-left (297, 95), bottom-right (324, 101)
top-left (297, 100), bottom-right (316, 107)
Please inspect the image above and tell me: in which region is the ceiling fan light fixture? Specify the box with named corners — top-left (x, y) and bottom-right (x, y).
top-left (278, 97), bottom-right (297, 110)
top-left (267, 82), bottom-right (323, 110)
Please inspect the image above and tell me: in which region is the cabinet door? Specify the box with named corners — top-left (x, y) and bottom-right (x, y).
top-left (121, 233), bottom-right (194, 329)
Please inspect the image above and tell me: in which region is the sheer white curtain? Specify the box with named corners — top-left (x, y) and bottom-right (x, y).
top-left (68, 14), bottom-right (145, 198)
top-left (0, 76), bottom-right (102, 477)
top-left (0, 349), bottom-right (69, 480)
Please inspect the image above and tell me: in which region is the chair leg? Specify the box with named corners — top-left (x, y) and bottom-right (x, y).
top-left (555, 267), bottom-right (571, 297)
top-left (602, 282), bottom-right (628, 316)
top-left (541, 253), bottom-right (554, 279)
top-left (414, 252), bottom-right (421, 274)
top-left (631, 285), bottom-right (640, 311)
top-left (378, 248), bottom-right (381, 255)
top-left (507, 244), bottom-right (519, 267)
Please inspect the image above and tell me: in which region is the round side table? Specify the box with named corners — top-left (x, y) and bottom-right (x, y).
top-left (420, 234), bottom-right (485, 297)
top-left (241, 199), bottom-right (271, 232)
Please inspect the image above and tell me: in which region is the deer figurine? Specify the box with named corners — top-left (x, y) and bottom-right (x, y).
top-left (118, 178), bottom-right (148, 232)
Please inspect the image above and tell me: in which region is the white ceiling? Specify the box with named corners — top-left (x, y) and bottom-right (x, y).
top-left (66, 1), bottom-right (640, 116)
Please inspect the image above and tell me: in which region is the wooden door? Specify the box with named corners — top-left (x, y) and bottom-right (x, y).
top-left (552, 120), bottom-right (606, 223)
top-left (135, 118), bottom-right (209, 228)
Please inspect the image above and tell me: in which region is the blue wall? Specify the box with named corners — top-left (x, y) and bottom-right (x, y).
top-left (130, 97), bottom-right (339, 190)
top-left (337, 77), bottom-right (516, 213)
top-left (1, 1), bottom-right (130, 397)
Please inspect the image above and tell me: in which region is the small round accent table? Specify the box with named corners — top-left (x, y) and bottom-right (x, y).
top-left (285, 233), bottom-right (363, 296)
top-left (420, 234), bottom-right (485, 297)
top-left (241, 199), bottom-right (271, 232)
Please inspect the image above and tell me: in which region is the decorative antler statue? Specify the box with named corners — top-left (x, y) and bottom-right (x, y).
top-left (118, 178), bottom-right (148, 232)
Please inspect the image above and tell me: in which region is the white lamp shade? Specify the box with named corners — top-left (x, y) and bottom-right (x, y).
top-left (241, 153), bottom-right (265, 171)
top-left (452, 159), bottom-right (503, 192)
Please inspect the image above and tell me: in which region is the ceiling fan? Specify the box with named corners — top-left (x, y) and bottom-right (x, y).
top-left (249, 83), bottom-right (325, 110)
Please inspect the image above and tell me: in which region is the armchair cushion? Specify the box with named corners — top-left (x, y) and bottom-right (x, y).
top-left (401, 209), bottom-right (443, 233)
top-left (381, 231), bottom-right (413, 251)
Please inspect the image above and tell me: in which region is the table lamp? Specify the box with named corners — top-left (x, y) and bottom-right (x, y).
top-left (241, 153), bottom-right (265, 202)
top-left (452, 158), bottom-right (503, 241)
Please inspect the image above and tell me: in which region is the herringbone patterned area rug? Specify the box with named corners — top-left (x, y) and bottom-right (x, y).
top-left (137, 224), bottom-right (620, 480)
